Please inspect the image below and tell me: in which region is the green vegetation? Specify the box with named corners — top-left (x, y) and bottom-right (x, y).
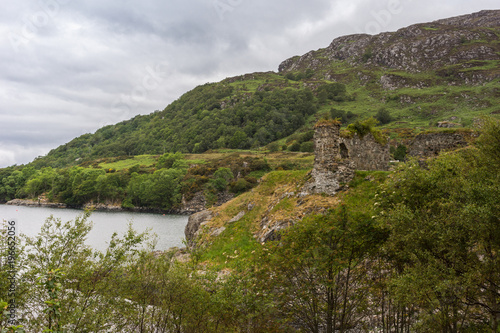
top-left (0, 119), bottom-right (498, 332)
top-left (0, 153), bottom-right (275, 211)
top-left (0, 15), bottom-right (499, 331)
top-left (33, 79), bottom-right (321, 169)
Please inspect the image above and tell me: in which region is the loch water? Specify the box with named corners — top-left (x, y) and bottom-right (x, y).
top-left (0, 204), bottom-right (188, 252)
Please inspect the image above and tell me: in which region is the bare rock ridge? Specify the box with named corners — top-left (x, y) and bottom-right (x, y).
top-left (279, 10), bottom-right (500, 84)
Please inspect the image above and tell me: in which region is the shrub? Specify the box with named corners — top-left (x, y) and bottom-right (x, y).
top-left (230, 178), bottom-right (253, 194)
top-left (288, 141), bottom-right (301, 152)
top-left (375, 108), bottom-right (393, 125)
top-left (300, 142), bottom-right (314, 152)
top-left (268, 142), bottom-right (280, 152)
top-left (393, 145), bottom-right (407, 161)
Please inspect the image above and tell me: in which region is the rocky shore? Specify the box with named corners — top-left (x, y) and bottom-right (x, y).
top-left (6, 198), bottom-right (68, 209)
top-left (5, 199), bottom-right (211, 216)
top-left (5, 190), bottom-right (234, 216)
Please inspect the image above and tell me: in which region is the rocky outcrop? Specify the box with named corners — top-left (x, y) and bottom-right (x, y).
top-left (184, 210), bottom-right (213, 248)
top-left (6, 198), bottom-right (67, 209)
top-left (180, 192), bottom-right (207, 214)
top-left (180, 191), bottom-right (234, 215)
top-left (83, 202), bottom-right (123, 211)
top-left (408, 132), bottom-right (469, 158)
top-left (279, 10), bottom-right (500, 85)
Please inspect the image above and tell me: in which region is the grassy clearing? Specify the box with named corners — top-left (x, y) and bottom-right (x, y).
top-left (98, 155), bottom-right (158, 170)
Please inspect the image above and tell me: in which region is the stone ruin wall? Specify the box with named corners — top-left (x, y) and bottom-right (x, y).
top-left (304, 122), bottom-right (390, 196)
top-left (340, 133), bottom-right (391, 171)
top-left (408, 132), bottom-right (469, 158)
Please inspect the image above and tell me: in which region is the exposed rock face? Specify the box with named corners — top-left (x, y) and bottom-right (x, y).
top-left (341, 133), bottom-right (391, 171)
top-left (179, 191), bottom-right (234, 215)
top-left (408, 132), bottom-right (469, 158)
top-left (279, 10), bottom-right (500, 85)
top-left (303, 122), bottom-right (355, 196)
top-left (184, 210), bottom-right (213, 247)
top-left (180, 192), bottom-right (207, 214)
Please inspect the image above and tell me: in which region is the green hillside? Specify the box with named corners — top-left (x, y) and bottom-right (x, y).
top-left (28, 11), bottom-right (500, 170)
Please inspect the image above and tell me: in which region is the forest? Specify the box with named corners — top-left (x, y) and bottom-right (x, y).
top-left (0, 152), bottom-right (272, 211)
top-left (0, 118), bottom-right (498, 332)
top-left (32, 80), bottom-right (333, 169)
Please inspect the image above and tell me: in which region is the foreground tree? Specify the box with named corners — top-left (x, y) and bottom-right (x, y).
top-left (378, 118), bottom-right (500, 331)
top-left (257, 206), bottom-right (386, 332)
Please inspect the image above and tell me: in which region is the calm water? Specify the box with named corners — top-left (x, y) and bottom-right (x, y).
top-left (0, 204), bottom-right (188, 252)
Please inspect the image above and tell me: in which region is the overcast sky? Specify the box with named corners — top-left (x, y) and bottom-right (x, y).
top-left (0, 0), bottom-right (498, 167)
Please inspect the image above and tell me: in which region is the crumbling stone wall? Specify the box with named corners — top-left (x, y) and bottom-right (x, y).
top-left (304, 122), bottom-right (391, 196)
top-left (341, 133), bottom-right (391, 171)
top-left (303, 121), bottom-right (355, 196)
top-left (408, 132), bottom-right (468, 157)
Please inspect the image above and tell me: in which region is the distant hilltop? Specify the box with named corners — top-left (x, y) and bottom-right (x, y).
top-left (279, 10), bottom-right (500, 84)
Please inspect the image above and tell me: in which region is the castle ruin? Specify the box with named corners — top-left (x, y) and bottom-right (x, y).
top-left (303, 120), bottom-right (390, 196)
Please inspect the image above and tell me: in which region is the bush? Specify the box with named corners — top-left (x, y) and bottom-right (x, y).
top-left (375, 108), bottom-right (392, 125)
top-left (230, 178), bottom-right (253, 194)
top-left (330, 109), bottom-right (357, 125)
top-left (300, 142), bottom-right (314, 152)
top-left (275, 161), bottom-right (297, 170)
top-left (393, 144), bottom-right (407, 161)
top-left (299, 131), bottom-right (314, 143)
top-left (157, 152), bottom-right (184, 169)
top-left (288, 141), bottom-right (301, 152)
top-left (268, 142), bottom-right (280, 152)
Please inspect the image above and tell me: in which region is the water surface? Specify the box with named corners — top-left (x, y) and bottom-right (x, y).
top-left (0, 204), bottom-right (188, 252)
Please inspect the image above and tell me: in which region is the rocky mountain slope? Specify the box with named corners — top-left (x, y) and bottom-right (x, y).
top-left (279, 10), bottom-right (500, 85)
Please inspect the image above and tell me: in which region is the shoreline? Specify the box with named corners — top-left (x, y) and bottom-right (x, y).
top-left (4, 198), bottom-right (195, 216)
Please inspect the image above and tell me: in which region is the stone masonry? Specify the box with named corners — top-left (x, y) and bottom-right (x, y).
top-left (304, 121), bottom-right (390, 196)
top-left (303, 121), bottom-right (355, 196)
top-left (340, 133), bottom-right (391, 171)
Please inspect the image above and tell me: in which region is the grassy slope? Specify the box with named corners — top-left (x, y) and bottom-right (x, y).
top-left (191, 169), bottom-right (390, 268)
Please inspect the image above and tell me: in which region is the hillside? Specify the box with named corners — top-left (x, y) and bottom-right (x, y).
top-left (30, 10), bottom-right (500, 169)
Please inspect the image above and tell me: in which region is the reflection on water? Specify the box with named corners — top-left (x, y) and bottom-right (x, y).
top-left (0, 205), bottom-right (188, 252)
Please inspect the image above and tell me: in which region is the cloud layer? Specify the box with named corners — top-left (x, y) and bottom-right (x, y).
top-left (0, 0), bottom-right (498, 167)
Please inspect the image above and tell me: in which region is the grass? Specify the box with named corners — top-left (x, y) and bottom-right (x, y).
top-left (99, 155), bottom-right (158, 170)
top-left (197, 169), bottom-right (391, 268)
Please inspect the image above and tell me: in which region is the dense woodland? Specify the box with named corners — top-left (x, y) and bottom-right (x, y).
top-left (33, 81), bottom-right (337, 169)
